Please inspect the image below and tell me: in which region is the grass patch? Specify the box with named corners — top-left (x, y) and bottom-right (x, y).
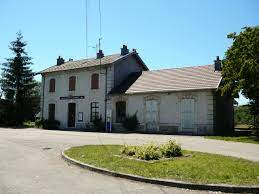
top-left (235, 124), bottom-right (253, 129)
top-left (205, 136), bottom-right (259, 144)
top-left (65, 145), bottom-right (259, 186)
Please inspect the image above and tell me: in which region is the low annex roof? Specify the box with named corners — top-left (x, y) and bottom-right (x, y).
top-left (39, 52), bottom-right (148, 74)
top-left (110, 65), bottom-right (222, 94)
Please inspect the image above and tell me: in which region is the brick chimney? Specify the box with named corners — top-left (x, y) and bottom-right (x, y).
top-left (214, 56), bottom-right (222, 71)
top-left (97, 49), bottom-right (104, 59)
top-left (57, 56), bottom-right (65, 66)
top-left (121, 44), bottom-right (129, 56)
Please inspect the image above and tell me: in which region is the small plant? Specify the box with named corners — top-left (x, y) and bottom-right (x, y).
top-left (123, 112), bottom-right (139, 130)
top-left (161, 139), bottom-right (182, 157)
top-left (135, 143), bottom-right (161, 160)
top-left (93, 116), bottom-right (105, 132)
top-left (35, 119), bottom-right (43, 128)
top-left (121, 145), bottom-right (136, 156)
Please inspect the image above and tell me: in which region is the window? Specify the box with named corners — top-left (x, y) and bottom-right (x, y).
top-left (78, 112), bottom-right (83, 122)
top-left (116, 101), bottom-right (126, 123)
top-left (91, 73), bottom-right (99, 89)
top-left (49, 78), bottom-right (55, 92)
top-left (48, 104), bottom-right (55, 121)
top-left (69, 76), bottom-right (76, 91)
top-left (90, 102), bottom-right (99, 122)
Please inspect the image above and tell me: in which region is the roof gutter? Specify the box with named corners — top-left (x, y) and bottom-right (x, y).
top-left (216, 77), bottom-right (223, 89)
top-left (123, 88), bottom-right (218, 96)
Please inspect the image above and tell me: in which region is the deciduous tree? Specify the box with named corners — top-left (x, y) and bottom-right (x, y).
top-left (220, 26), bottom-right (259, 134)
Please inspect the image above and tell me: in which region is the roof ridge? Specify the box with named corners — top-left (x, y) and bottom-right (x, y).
top-left (63, 53), bottom-right (122, 64)
top-left (147, 64), bottom-right (213, 73)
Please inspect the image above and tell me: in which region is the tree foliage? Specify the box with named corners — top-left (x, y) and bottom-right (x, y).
top-left (0, 32), bottom-right (39, 125)
top-left (234, 105), bottom-right (254, 126)
top-left (220, 26), bottom-right (259, 132)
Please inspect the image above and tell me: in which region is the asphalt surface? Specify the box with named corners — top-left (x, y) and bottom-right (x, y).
top-left (0, 127), bottom-right (258, 193)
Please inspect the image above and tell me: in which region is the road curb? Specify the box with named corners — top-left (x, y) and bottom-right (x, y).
top-left (62, 150), bottom-right (259, 193)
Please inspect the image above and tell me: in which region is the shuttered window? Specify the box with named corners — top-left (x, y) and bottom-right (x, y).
top-left (69, 76), bottom-right (76, 91)
top-left (49, 78), bottom-right (55, 92)
top-left (91, 73), bottom-right (99, 89)
top-left (48, 104), bottom-right (55, 121)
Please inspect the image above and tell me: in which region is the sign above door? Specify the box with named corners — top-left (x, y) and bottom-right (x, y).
top-left (60, 96), bottom-right (85, 100)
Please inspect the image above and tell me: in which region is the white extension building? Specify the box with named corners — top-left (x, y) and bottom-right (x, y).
top-left (40, 45), bottom-right (234, 135)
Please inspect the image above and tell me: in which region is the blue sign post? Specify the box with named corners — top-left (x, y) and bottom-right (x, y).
top-left (106, 109), bottom-right (112, 133)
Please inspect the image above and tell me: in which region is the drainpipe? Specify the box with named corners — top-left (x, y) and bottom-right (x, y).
top-left (104, 66), bottom-right (108, 132)
top-left (41, 74), bottom-right (45, 121)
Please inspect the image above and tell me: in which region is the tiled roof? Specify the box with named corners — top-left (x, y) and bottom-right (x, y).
top-left (40, 53), bottom-right (128, 74)
top-left (123, 65), bottom-right (222, 94)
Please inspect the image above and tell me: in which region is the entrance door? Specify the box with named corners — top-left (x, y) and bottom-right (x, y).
top-left (68, 103), bottom-right (76, 128)
top-left (180, 99), bottom-right (195, 132)
top-left (145, 100), bottom-right (159, 133)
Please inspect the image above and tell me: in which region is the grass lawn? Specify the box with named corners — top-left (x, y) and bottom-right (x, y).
top-left (65, 145), bottom-right (259, 186)
top-left (205, 136), bottom-right (259, 144)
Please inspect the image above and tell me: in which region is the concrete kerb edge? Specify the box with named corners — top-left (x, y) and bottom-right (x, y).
top-left (61, 150), bottom-right (259, 193)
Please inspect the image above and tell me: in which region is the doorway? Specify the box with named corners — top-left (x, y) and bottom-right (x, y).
top-left (145, 99), bottom-right (159, 133)
top-left (180, 99), bottom-right (195, 133)
top-left (68, 103), bottom-right (76, 128)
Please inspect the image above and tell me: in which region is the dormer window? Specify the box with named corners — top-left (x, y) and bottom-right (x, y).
top-left (69, 76), bottom-right (76, 91)
top-left (91, 73), bottom-right (99, 89)
top-left (49, 78), bottom-right (55, 92)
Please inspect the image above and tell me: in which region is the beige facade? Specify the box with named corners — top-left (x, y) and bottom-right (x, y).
top-left (41, 52), bottom-right (146, 129)
top-left (42, 66), bottom-right (113, 128)
top-left (40, 47), bottom-right (233, 135)
top-left (110, 90), bottom-right (214, 135)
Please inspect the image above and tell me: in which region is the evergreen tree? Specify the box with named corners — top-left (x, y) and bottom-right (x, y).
top-left (0, 32), bottom-right (37, 125)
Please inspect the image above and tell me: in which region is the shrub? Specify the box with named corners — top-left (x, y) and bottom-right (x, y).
top-left (93, 116), bottom-right (105, 132)
top-left (42, 119), bottom-right (60, 130)
top-left (121, 139), bottom-right (182, 161)
top-left (123, 113), bottom-right (139, 131)
top-left (35, 119), bottom-right (43, 128)
top-left (161, 139), bottom-right (182, 157)
top-left (135, 143), bottom-right (161, 160)
top-left (121, 145), bottom-right (136, 156)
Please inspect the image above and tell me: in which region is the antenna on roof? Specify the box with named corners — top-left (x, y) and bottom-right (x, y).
top-left (85, 0), bottom-right (88, 58)
top-left (97, 0), bottom-right (103, 53)
top-left (97, 0), bottom-right (106, 74)
top-left (98, 38), bottom-right (102, 51)
top-left (98, 0), bottom-right (102, 40)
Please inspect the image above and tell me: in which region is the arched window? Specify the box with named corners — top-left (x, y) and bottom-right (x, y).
top-left (49, 78), bottom-right (55, 92)
top-left (91, 73), bottom-right (99, 89)
top-left (69, 76), bottom-right (76, 91)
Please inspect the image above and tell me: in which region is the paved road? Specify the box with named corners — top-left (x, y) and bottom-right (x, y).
top-left (0, 128), bottom-right (258, 194)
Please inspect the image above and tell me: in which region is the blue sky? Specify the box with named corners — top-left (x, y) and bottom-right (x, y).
top-left (0, 0), bottom-right (258, 104)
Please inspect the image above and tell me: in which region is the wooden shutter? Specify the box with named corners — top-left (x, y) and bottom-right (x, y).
top-left (49, 79), bottom-right (55, 92)
top-left (91, 74), bottom-right (99, 89)
top-left (69, 76), bottom-right (76, 91)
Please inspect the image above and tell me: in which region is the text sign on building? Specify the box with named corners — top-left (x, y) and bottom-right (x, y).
top-left (60, 96), bottom-right (85, 100)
